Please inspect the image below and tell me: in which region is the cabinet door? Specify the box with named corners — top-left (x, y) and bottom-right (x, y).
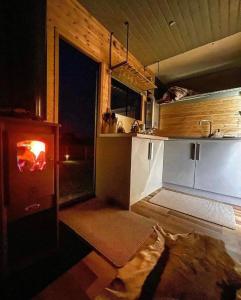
top-left (130, 138), bottom-right (150, 205)
top-left (194, 140), bottom-right (241, 198)
top-left (145, 140), bottom-right (164, 195)
top-left (163, 140), bottom-right (196, 188)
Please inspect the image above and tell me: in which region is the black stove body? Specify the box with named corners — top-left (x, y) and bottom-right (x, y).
top-left (0, 117), bottom-right (59, 274)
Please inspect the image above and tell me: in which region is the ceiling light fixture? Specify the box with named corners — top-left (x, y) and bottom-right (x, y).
top-left (169, 20), bottom-right (176, 27)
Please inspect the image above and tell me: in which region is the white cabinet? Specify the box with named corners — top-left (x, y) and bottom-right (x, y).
top-left (194, 140), bottom-right (241, 198)
top-left (145, 139), bottom-right (164, 197)
top-left (130, 138), bottom-right (150, 205)
top-left (130, 138), bottom-right (164, 205)
top-left (163, 140), bottom-right (196, 188)
top-left (96, 136), bottom-right (164, 209)
top-left (163, 139), bottom-right (241, 199)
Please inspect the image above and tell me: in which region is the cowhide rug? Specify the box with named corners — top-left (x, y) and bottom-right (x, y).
top-left (96, 225), bottom-right (241, 300)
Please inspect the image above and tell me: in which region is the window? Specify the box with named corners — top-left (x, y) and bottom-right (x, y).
top-left (111, 78), bottom-right (142, 120)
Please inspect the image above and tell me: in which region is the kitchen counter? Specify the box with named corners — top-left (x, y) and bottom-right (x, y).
top-left (99, 134), bottom-right (241, 141)
top-left (168, 136), bottom-right (241, 140)
top-left (99, 133), bottom-right (168, 140)
top-left (163, 137), bottom-right (241, 205)
top-left (97, 133), bottom-right (165, 209)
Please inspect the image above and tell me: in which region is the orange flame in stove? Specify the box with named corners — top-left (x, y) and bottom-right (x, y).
top-left (17, 140), bottom-right (46, 172)
top-left (29, 141), bottom-right (45, 159)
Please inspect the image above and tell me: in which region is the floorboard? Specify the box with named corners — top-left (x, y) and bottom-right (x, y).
top-left (32, 192), bottom-right (241, 299)
top-left (131, 190), bottom-right (241, 263)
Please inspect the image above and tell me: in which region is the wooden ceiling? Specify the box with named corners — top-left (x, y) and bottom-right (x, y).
top-left (149, 32), bottom-right (241, 83)
top-left (78, 0), bottom-right (241, 67)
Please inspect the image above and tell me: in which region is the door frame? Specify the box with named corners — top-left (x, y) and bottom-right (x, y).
top-left (55, 30), bottom-right (101, 205)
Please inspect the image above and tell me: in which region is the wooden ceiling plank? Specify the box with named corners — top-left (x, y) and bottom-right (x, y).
top-left (188, 0), bottom-right (207, 45)
top-left (107, 0), bottom-right (155, 65)
top-left (229, 0), bottom-right (241, 34)
top-left (197, 0), bottom-right (213, 43)
top-left (219, 0), bottom-right (230, 37)
top-left (134, 0), bottom-right (173, 62)
top-left (133, 0), bottom-right (173, 64)
top-left (115, 0), bottom-right (162, 65)
top-left (208, 0), bottom-right (222, 41)
top-left (166, 0), bottom-right (193, 50)
top-left (152, 0), bottom-right (186, 56)
top-left (77, 0), bottom-right (241, 68)
top-left (107, 0), bottom-right (153, 65)
top-left (178, 0), bottom-right (200, 48)
top-left (102, 1), bottom-right (131, 50)
top-left (143, 0), bottom-right (179, 61)
top-left (147, 0), bottom-right (183, 56)
top-left (103, 0), bottom-right (132, 42)
top-left (239, 0), bottom-right (241, 30)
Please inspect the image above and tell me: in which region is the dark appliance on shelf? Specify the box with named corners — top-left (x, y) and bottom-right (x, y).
top-left (0, 117), bottom-right (59, 275)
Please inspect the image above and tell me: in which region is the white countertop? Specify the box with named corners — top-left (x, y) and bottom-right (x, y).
top-left (168, 136), bottom-right (241, 141)
top-left (99, 133), bottom-right (241, 141)
top-left (99, 133), bottom-right (168, 140)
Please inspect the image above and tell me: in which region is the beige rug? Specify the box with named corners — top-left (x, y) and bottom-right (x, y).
top-left (96, 225), bottom-right (241, 300)
top-left (149, 189), bottom-right (236, 229)
top-left (59, 198), bottom-right (156, 267)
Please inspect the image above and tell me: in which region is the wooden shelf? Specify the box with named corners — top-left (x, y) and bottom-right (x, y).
top-left (112, 62), bottom-right (156, 92)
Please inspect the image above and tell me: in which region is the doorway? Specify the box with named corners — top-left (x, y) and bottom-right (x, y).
top-left (58, 38), bottom-right (99, 205)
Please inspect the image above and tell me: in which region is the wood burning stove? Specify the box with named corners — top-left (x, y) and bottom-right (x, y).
top-left (0, 117), bottom-right (58, 274)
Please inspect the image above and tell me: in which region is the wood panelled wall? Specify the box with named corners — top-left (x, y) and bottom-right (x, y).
top-left (159, 96), bottom-right (241, 137)
top-left (46, 0), bottom-right (154, 131)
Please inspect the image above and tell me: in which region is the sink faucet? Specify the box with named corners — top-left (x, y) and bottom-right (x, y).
top-left (199, 120), bottom-right (213, 137)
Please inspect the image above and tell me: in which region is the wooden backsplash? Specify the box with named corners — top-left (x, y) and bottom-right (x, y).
top-left (159, 95), bottom-right (241, 137)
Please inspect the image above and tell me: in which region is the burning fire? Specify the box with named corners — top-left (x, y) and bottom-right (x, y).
top-left (29, 141), bottom-right (45, 159)
top-left (17, 140), bottom-right (46, 172)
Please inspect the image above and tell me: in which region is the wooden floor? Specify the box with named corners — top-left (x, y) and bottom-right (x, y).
top-left (34, 191), bottom-right (241, 299)
top-left (132, 191), bottom-right (241, 263)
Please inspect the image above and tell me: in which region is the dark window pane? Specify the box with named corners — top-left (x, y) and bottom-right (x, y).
top-left (59, 39), bottom-right (98, 204)
top-left (111, 79), bottom-right (142, 120)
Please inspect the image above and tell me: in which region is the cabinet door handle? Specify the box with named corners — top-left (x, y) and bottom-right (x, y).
top-left (191, 143), bottom-right (196, 160)
top-left (148, 142), bottom-right (153, 160)
top-left (25, 203), bottom-right (41, 212)
top-left (196, 143), bottom-right (200, 161)
top-left (150, 142), bottom-right (153, 160)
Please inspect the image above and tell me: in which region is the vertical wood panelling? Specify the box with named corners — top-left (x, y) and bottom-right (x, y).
top-left (46, 0), bottom-right (154, 130)
top-left (98, 63), bottom-right (110, 134)
top-left (159, 96), bottom-right (241, 137)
